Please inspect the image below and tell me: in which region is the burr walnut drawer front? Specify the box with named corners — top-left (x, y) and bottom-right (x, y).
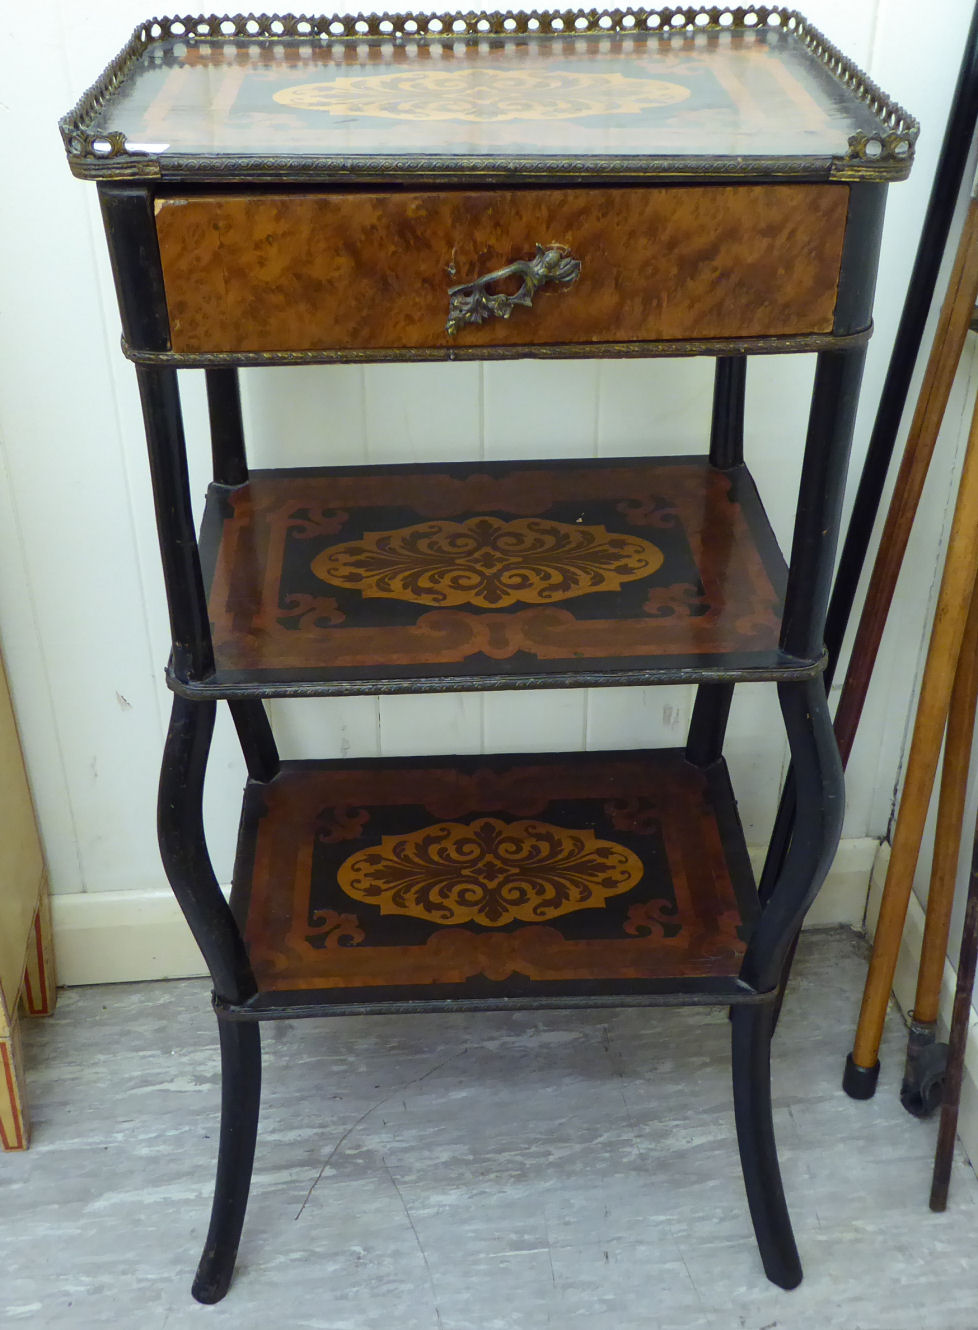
top-left (154, 185), bottom-right (850, 355)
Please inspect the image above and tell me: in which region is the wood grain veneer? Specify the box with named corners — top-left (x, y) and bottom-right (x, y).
top-left (155, 184), bottom-right (849, 353)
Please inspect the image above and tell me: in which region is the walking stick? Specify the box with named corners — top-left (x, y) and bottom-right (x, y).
top-left (930, 811), bottom-right (978, 1210)
top-left (901, 578), bottom-right (978, 1114)
top-left (759, 0), bottom-right (978, 911)
top-left (844, 392), bottom-right (978, 1099)
top-left (834, 195), bottom-right (978, 769)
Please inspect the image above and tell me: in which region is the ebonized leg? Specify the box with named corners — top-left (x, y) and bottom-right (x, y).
top-left (685, 682), bottom-right (734, 767)
top-left (733, 677), bottom-right (843, 1284)
top-left (192, 1016), bottom-right (262, 1304)
top-left (731, 1002), bottom-right (801, 1290)
top-left (159, 695), bottom-right (261, 1299)
top-left (135, 365), bottom-right (214, 682)
top-left (687, 358), bottom-right (746, 764)
top-left (158, 695), bottom-right (256, 1003)
top-left (206, 366), bottom-right (248, 487)
top-left (709, 356), bottom-right (746, 470)
top-left (228, 699), bottom-right (280, 783)
top-left (758, 781), bottom-right (800, 1038)
top-left (745, 679), bottom-right (845, 994)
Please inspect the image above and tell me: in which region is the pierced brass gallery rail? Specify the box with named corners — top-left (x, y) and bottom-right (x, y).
top-left (446, 244), bottom-right (581, 336)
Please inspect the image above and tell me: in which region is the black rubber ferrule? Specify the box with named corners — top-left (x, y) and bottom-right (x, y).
top-left (843, 1053), bottom-right (881, 1100)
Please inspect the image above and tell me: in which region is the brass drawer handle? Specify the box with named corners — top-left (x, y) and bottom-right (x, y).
top-left (446, 244), bottom-right (581, 336)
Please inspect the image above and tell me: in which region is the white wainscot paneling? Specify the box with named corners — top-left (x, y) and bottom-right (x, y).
top-left (723, 683), bottom-right (791, 845)
top-left (586, 684), bottom-right (694, 753)
top-left (378, 692), bottom-right (485, 757)
top-left (242, 365), bottom-right (368, 468)
top-left (596, 358), bottom-right (714, 458)
top-left (366, 362), bottom-right (484, 464)
top-left (484, 689), bottom-right (588, 754)
top-left (201, 706), bottom-right (250, 886)
top-left (485, 360), bottom-right (599, 459)
top-left (269, 697), bottom-right (381, 762)
top-left (0, 3), bottom-right (172, 897)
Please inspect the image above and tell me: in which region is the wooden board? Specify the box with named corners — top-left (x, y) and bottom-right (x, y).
top-left (195, 457), bottom-right (794, 695)
top-left (230, 749), bottom-right (758, 1006)
top-left (155, 184), bottom-right (849, 352)
top-left (0, 657), bottom-right (44, 1022)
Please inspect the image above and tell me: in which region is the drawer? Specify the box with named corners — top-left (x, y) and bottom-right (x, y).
top-left (154, 185), bottom-right (850, 355)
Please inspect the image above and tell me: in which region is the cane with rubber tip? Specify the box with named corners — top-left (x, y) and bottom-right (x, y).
top-left (900, 577), bottom-right (978, 1114)
top-left (844, 386), bottom-right (978, 1099)
top-left (930, 825), bottom-right (978, 1210)
top-left (833, 196), bottom-right (978, 771)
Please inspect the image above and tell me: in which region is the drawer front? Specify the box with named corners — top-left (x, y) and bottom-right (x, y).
top-left (155, 185), bottom-right (849, 355)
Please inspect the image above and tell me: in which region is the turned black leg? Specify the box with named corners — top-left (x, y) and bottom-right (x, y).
top-left (731, 1003), bottom-right (802, 1291)
top-left (193, 1016), bottom-right (262, 1304)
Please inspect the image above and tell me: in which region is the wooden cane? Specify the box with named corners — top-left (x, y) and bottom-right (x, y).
top-left (900, 574), bottom-right (978, 1116)
top-left (845, 383), bottom-right (978, 1097)
top-left (930, 821), bottom-right (978, 1210)
top-left (834, 196), bottom-right (978, 770)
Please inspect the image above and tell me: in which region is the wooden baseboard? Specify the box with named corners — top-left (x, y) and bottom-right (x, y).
top-left (50, 836), bottom-right (880, 988)
top-left (866, 842), bottom-right (978, 1175)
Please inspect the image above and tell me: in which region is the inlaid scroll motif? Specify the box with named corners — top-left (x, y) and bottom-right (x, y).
top-left (337, 818), bottom-right (644, 927)
top-left (311, 515), bottom-right (664, 608)
top-left (306, 908), bottom-right (365, 950)
top-left (273, 69), bottom-right (691, 121)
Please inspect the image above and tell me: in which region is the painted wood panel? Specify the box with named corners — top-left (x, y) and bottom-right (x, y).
top-left (0, 653), bottom-right (44, 1009)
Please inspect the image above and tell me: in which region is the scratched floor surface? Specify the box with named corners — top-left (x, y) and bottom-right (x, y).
top-left (4, 928), bottom-right (978, 1330)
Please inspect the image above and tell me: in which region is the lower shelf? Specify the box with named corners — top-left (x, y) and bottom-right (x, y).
top-left (229, 748), bottom-right (761, 1014)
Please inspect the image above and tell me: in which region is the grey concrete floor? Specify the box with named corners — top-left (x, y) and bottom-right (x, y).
top-left (3, 928), bottom-right (978, 1330)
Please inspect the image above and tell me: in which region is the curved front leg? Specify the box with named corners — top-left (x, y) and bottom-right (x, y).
top-left (743, 678), bottom-right (845, 995)
top-left (158, 694), bottom-right (256, 1005)
top-left (733, 675), bottom-right (844, 1288)
top-left (192, 1016), bottom-right (261, 1304)
top-left (159, 695), bottom-right (262, 1301)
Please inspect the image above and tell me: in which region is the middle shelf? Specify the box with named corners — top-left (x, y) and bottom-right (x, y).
top-left (184, 455), bottom-right (811, 699)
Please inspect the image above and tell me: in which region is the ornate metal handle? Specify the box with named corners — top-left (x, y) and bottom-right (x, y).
top-left (446, 244), bottom-right (581, 336)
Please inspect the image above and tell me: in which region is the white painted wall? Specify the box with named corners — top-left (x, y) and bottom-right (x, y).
top-left (1, 2), bottom-right (976, 974)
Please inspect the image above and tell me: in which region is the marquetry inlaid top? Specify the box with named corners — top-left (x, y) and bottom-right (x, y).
top-left (61, 8), bottom-right (916, 183)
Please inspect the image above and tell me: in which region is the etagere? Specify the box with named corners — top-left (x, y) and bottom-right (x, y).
top-left (61, 6), bottom-right (915, 1303)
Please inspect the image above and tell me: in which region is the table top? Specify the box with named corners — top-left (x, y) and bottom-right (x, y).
top-left (61, 8), bottom-right (916, 184)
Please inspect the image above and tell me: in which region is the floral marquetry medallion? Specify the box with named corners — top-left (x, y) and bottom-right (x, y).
top-left (231, 751), bottom-right (758, 1005)
top-left (310, 516), bottom-right (663, 609)
top-left (337, 818), bottom-right (644, 926)
top-left (273, 69), bottom-right (692, 121)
